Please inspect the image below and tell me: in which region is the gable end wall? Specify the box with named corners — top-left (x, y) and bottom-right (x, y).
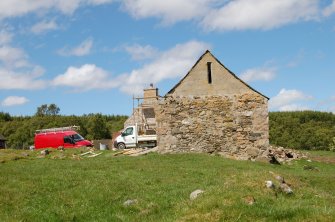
top-left (156, 93), bottom-right (269, 160)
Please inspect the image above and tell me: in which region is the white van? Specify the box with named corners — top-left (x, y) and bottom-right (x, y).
top-left (114, 124), bottom-right (157, 149)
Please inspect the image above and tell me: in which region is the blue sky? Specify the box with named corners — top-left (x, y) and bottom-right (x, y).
top-left (0, 0), bottom-right (335, 116)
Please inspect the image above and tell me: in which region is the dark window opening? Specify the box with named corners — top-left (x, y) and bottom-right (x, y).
top-left (207, 62), bottom-right (212, 84)
top-left (124, 127), bottom-right (133, 136)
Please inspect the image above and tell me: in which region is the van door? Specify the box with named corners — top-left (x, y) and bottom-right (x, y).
top-left (63, 136), bottom-right (75, 148)
top-left (122, 127), bottom-right (136, 148)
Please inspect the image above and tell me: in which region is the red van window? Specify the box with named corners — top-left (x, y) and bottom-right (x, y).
top-left (64, 136), bottom-right (74, 144)
top-left (72, 134), bottom-right (84, 142)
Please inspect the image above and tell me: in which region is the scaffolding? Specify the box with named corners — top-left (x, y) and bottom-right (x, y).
top-left (131, 95), bottom-right (160, 135)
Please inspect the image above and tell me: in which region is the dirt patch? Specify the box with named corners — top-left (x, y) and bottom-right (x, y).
top-left (309, 155), bottom-right (335, 164)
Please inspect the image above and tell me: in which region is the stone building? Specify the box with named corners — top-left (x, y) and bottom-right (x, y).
top-left (155, 50), bottom-right (269, 160)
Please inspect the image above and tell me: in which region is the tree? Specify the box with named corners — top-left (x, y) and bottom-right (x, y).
top-left (86, 114), bottom-right (111, 140)
top-left (47, 104), bottom-right (60, 116)
top-left (0, 112), bottom-right (11, 122)
top-left (35, 104), bottom-right (60, 116)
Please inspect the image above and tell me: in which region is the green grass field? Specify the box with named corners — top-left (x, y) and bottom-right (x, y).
top-left (0, 149), bottom-right (334, 222)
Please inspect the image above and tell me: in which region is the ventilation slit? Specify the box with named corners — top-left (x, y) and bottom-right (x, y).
top-left (207, 62), bottom-right (212, 84)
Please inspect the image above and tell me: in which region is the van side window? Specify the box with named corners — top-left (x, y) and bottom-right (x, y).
top-left (64, 136), bottom-right (73, 144)
top-left (124, 127), bottom-right (133, 136)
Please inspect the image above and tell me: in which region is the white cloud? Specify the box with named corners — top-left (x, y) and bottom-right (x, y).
top-left (0, 30), bottom-right (47, 90)
top-left (0, 0), bottom-right (79, 19)
top-left (87, 0), bottom-right (114, 4)
top-left (0, 0), bottom-right (116, 20)
top-left (279, 104), bottom-right (310, 112)
top-left (53, 40), bottom-right (209, 94)
top-left (0, 68), bottom-right (46, 90)
top-left (119, 40), bottom-right (210, 94)
top-left (0, 0), bottom-right (331, 32)
top-left (52, 64), bottom-right (119, 91)
top-left (240, 66), bottom-right (276, 82)
top-left (0, 31), bottom-right (12, 45)
top-left (0, 46), bottom-right (28, 68)
top-left (269, 88), bottom-right (312, 111)
top-left (323, 0), bottom-right (335, 16)
top-left (1, 96), bottom-right (29, 107)
top-left (201, 0), bottom-right (319, 31)
top-left (31, 20), bottom-right (59, 34)
top-left (119, 0), bottom-right (326, 31)
top-left (125, 44), bottom-right (158, 61)
top-left (122, 0), bottom-right (213, 25)
top-left (58, 38), bottom-right (93, 56)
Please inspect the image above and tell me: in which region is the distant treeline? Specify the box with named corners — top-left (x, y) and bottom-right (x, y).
top-left (0, 112), bottom-right (128, 149)
top-left (270, 111), bottom-right (335, 151)
top-left (1, 110), bottom-right (335, 150)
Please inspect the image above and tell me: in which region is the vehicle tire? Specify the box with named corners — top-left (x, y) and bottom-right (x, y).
top-left (117, 143), bottom-right (126, 150)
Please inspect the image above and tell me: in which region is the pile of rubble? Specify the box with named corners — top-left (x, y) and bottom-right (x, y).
top-left (257, 145), bottom-right (307, 164)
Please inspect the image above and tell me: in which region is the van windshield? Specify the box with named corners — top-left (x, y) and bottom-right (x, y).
top-left (71, 134), bottom-right (84, 142)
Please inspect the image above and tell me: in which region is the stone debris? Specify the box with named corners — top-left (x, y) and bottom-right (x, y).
top-left (265, 180), bottom-right (275, 189)
top-left (267, 171), bottom-right (293, 195)
top-left (190, 189), bottom-right (204, 200)
top-left (280, 183), bottom-right (293, 194)
top-left (243, 195), bottom-right (255, 205)
top-left (257, 145), bottom-right (306, 164)
top-left (123, 199), bottom-right (138, 207)
top-left (275, 175), bottom-right (285, 184)
top-left (40, 149), bottom-right (49, 156)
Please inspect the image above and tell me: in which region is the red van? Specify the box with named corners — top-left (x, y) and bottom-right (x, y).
top-left (34, 126), bottom-right (93, 149)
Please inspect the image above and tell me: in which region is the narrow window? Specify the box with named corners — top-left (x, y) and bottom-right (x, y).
top-left (207, 62), bottom-right (212, 84)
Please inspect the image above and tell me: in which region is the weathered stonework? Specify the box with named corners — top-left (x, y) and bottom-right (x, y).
top-left (156, 93), bottom-right (269, 160)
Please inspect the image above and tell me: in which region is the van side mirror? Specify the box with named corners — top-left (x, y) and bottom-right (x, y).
top-left (121, 132), bottom-right (126, 137)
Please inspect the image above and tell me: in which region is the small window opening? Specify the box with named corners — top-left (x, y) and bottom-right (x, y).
top-left (207, 62), bottom-right (212, 84)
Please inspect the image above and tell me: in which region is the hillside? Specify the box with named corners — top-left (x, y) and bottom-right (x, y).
top-left (0, 149), bottom-right (334, 221)
top-left (270, 111), bottom-right (335, 150)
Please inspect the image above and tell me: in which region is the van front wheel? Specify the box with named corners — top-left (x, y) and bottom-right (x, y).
top-left (117, 143), bottom-right (126, 150)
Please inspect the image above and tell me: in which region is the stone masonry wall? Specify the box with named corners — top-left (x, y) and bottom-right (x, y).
top-left (156, 93), bottom-right (269, 160)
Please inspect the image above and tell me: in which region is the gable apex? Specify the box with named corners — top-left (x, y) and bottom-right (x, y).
top-left (166, 50), bottom-right (269, 100)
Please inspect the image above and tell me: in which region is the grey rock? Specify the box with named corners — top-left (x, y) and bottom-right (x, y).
top-left (280, 183), bottom-right (293, 194)
top-left (265, 180), bottom-right (275, 189)
top-left (40, 149), bottom-right (49, 155)
top-left (190, 189), bottom-right (204, 200)
top-left (123, 199), bottom-right (138, 207)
